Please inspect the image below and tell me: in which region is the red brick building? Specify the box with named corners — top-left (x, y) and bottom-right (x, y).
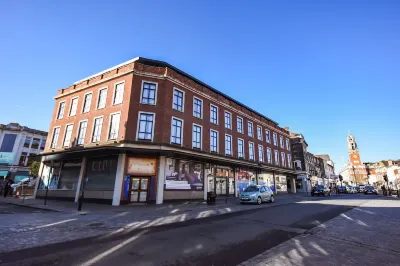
top-left (34, 57), bottom-right (295, 205)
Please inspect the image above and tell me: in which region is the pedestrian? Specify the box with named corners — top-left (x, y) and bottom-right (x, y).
top-left (3, 180), bottom-right (10, 198)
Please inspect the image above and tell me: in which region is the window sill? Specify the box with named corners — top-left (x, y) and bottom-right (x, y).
top-left (112, 103), bottom-right (123, 106)
top-left (172, 108), bottom-right (184, 113)
top-left (140, 102), bottom-right (157, 106)
top-left (170, 142), bottom-right (182, 146)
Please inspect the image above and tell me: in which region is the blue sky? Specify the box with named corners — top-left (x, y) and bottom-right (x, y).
top-left (1, 1), bottom-right (399, 170)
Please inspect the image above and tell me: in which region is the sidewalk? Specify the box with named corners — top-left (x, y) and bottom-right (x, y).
top-left (0, 193), bottom-right (308, 253)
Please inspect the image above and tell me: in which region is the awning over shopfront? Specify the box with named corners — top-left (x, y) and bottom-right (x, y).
top-left (0, 170), bottom-right (9, 177)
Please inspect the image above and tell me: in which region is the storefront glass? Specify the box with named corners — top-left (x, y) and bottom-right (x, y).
top-left (237, 169), bottom-right (256, 194)
top-left (258, 171), bottom-right (274, 191)
top-left (38, 161), bottom-right (61, 189)
top-left (57, 160), bottom-right (81, 190)
top-left (164, 158), bottom-right (203, 190)
top-left (84, 156), bottom-right (118, 191)
top-left (276, 174), bottom-right (288, 192)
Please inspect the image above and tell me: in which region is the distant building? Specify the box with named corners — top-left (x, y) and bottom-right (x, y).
top-left (339, 133), bottom-right (368, 185)
top-left (289, 131), bottom-right (335, 193)
top-left (0, 123), bottom-right (47, 182)
top-left (364, 160), bottom-right (400, 187)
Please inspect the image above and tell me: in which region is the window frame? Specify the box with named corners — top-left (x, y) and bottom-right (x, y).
top-left (140, 80), bottom-right (158, 105)
top-left (96, 87), bottom-right (108, 110)
top-left (225, 134), bottom-right (233, 156)
top-left (280, 136), bottom-right (284, 148)
top-left (249, 141), bottom-right (255, 161)
top-left (172, 88), bottom-right (185, 112)
top-left (81, 92), bottom-right (93, 114)
top-left (237, 116), bottom-right (243, 134)
top-left (265, 129), bottom-right (271, 143)
top-left (257, 125), bottom-right (263, 141)
top-left (136, 111), bottom-right (156, 142)
top-left (274, 150), bottom-right (279, 166)
top-left (258, 144), bottom-right (264, 162)
top-left (107, 111), bottom-right (121, 140)
top-left (56, 100), bottom-right (66, 120)
top-left (63, 123), bottom-right (74, 147)
top-left (170, 116), bottom-right (184, 145)
top-left (192, 123), bottom-right (203, 150)
top-left (247, 121), bottom-right (254, 138)
top-left (224, 111), bottom-right (232, 129)
top-left (76, 119), bottom-right (88, 146)
top-left (273, 132), bottom-right (278, 146)
top-left (210, 129), bottom-right (219, 153)
top-left (281, 152), bottom-right (286, 167)
top-left (193, 96), bottom-right (203, 119)
top-left (112, 81), bottom-right (125, 106)
top-left (237, 138), bottom-right (245, 158)
top-left (210, 104), bottom-right (218, 125)
top-left (287, 154), bottom-right (292, 168)
top-left (91, 115), bottom-right (104, 143)
top-left (68, 96), bottom-right (79, 117)
top-left (267, 147), bottom-right (272, 164)
top-left (50, 126), bottom-right (61, 149)
top-left (286, 138), bottom-right (290, 151)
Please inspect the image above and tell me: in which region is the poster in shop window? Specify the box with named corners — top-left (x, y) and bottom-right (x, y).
top-left (237, 170), bottom-right (256, 193)
top-left (164, 158), bottom-right (203, 190)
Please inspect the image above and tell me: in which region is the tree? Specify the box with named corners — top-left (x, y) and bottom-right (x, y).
top-left (29, 161), bottom-right (40, 178)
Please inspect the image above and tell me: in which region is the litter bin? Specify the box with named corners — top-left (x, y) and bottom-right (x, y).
top-left (207, 191), bottom-right (216, 204)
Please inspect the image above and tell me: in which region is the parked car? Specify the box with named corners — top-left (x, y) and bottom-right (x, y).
top-left (337, 186), bottom-right (348, 194)
top-left (364, 186), bottom-right (378, 195)
top-left (348, 186), bottom-right (358, 194)
top-left (358, 185), bottom-right (365, 193)
top-left (311, 185), bottom-right (331, 196)
top-left (240, 185), bottom-right (274, 204)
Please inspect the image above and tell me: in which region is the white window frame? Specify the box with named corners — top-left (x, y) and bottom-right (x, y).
top-left (50, 126), bottom-right (61, 149)
top-left (140, 80), bottom-right (158, 105)
top-left (274, 150), bottom-right (279, 166)
top-left (170, 116), bottom-right (184, 145)
top-left (193, 96), bottom-right (203, 119)
top-left (56, 101), bottom-right (66, 120)
top-left (172, 88), bottom-right (185, 112)
top-left (112, 81), bottom-right (125, 105)
top-left (210, 129), bottom-right (219, 153)
top-left (210, 104), bottom-right (218, 124)
top-left (287, 154), bottom-right (292, 168)
top-left (225, 134), bottom-right (232, 156)
top-left (257, 125), bottom-right (263, 141)
top-left (258, 145), bottom-right (264, 162)
top-left (136, 112), bottom-right (156, 142)
top-left (237, 138), bottom-right (245, 158)
top-left (224, 111), bottom-right (232, 129)
top-left (237, 116), bottom-right (243, 133)
top-left (63, 123), bottom-right (74, 147)
top-left (267, 148), bottom-right (272, 163)
top-left (265, 129), bottom-right (271, 143)
top-left (286, 138), bottom-right (290, 151)
top-left (249, 141), bottom-right (255, 161)
top-left (192, 123), bottom-right (202, 149)
top-left (273, 132), bottom-right (278, 146)
top-left (76, 119), bottom-right (88, 146)
top-left (91, 115), bottom-right (104, 143)
top-left (82, 92), bottom-right (93, 114)
top-left (107, 111), bottom-right (121, 140)
top-left (280, 136), bottom-right (284, 148)
top-left (248, 121), bottom-right (254, 137)
top-left (281, 152), bottom-right (286, 167)
top-left (97, 87), bottom-right (108, 110)
top-left (68, 96), bottom-right (79, 117)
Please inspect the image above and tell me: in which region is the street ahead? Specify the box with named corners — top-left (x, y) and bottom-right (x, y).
top-left (0, 194), bottom-right (399, 266)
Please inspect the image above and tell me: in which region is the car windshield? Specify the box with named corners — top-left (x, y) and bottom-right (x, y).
top-left (245, 186), bottom-right (259, 192)
top-left (315, 186), bottom-right (324, 189)
top-left (365, 186), bottom-right (374, 190)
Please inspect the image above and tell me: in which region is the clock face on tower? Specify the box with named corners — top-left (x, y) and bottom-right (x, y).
top-left (350, 152), bottom-right (361, 166)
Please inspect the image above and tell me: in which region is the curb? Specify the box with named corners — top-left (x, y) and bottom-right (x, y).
top-left (6, 202), bottom-right (60, 212)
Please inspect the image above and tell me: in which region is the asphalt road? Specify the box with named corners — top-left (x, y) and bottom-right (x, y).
top-left (0, 195), bottom-right (370, 266)
top-left (0, 202), bottom-right (49, 214)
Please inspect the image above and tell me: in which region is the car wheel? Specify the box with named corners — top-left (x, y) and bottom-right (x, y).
top-left (257, 197), bottom-right (262, 205)
top-left (270, 195), bottom-right (275, 203)
top-left (311, 193), bottom-right (314, 197)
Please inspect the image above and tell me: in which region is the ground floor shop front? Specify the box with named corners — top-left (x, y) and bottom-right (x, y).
top-left (34, 149), bottom-right (296, 205)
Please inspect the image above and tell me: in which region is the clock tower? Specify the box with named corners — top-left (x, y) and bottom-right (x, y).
top-left (346, 133), bottom-right (368, 184)
top-left (348, 134), bottom-right (362, 166)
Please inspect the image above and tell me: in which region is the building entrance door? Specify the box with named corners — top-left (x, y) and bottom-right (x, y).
top-left (130, 177), bottom-right (150, 202)
top-left (216, 177), bottom-right (227, 196)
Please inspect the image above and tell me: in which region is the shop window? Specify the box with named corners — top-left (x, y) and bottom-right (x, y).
top-left (164, 158), bottom-right (203, 190)
top-left (57, 160), bottom-right (82, 190)
top-left (85, 156), bottom-right (118, 191)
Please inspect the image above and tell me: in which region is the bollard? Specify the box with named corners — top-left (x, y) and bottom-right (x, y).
top-left (78, 191), bottom-right (84, 211)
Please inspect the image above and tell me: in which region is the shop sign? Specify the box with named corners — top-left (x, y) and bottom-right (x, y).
top-left (0, 152), bottom-right (14, 165)
top-left (165, 158), bottom-right (203, 190)
top-left (127, 158), bottom-right (156, 176)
